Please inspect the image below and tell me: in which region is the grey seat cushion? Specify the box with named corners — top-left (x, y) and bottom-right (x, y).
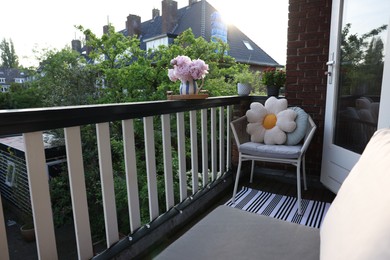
top-left (240, 142), bottom-right (302, 159)
top-left (156, 205), bottom-right (320, 260)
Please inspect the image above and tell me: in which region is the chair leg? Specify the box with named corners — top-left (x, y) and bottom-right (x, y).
top-left (302, 156), bottom-right (307, 191)
top-left (232, 154), bottom-right (243, 204)
top-left (250, 160), bottom-right (255, 183)
top-left (296, 163), bottom-right (302, 215)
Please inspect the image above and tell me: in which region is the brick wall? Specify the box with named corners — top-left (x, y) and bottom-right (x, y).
top-left (286, 0), bottom-right (332, 176)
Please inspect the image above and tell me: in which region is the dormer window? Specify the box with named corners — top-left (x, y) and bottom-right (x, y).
top-left (0, 78), bottom-right (5, 83)
top-left (145, 35), bottom-right (169, 51)
top-left (243, 40), bottom-right (253, 50)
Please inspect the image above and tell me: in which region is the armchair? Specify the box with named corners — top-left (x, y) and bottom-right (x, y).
top-left (230, 115), bottom-right (317, 214)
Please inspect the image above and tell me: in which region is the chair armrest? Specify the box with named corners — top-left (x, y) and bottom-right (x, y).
top-left (301, 116), bottom-right (317, 154)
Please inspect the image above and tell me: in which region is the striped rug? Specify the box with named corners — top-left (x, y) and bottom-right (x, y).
top-left (225, 187), bottom-right (331, 228)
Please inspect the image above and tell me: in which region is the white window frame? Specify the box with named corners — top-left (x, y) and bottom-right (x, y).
top-left (243, 40), bottom-right (254, 50)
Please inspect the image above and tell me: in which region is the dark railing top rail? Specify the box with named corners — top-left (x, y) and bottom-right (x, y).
top-left (0, 96), bottom-right (266, 136)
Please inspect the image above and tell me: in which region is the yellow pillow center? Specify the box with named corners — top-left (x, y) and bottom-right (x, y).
top-left (263, 114), bottom-right (277, 129)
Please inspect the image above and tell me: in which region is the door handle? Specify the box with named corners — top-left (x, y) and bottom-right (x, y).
top-left (326, 53), bottom-right (335, 84)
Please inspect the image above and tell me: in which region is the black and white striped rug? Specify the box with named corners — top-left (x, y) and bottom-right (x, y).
top-left (225, 187), bottom-right (331, 228)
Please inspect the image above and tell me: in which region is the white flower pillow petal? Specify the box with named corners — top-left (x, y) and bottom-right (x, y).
top-left (277, 109), bottom-right (298, 133)
top-left (285, 107), bottom-right (308, 145)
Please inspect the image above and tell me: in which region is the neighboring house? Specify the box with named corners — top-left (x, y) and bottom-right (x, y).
top-left (0, 135), bottom-right (66, 216)
top-left (0, 68), bottom-right (29, 93)
top-left (72, 0), bottom-right (280, 70)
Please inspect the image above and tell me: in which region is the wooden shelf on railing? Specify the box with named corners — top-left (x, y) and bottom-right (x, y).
top-left (166, 90), bottom-right (209, 100)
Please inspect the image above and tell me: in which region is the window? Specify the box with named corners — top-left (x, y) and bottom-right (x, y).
top-left (15, 78), bottom-right (25, 83)
top-left (243, 40), bottom-right (254, 50)
top-left (5, 161), bottom-right (16, 187)
top-left (0, 78), bottom-right (5, 83)
top-left (146, 37), bottom-right (169, 51)
top-left (1, 86), bottom-right (10, 93)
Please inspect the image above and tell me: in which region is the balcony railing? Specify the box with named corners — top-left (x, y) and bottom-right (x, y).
top-left (0, 96), bottom-right (264, 259)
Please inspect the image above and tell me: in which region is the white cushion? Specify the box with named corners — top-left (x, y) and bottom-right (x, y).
top-left (240, 142), bottom-right (302, 159)
top-left (320, 128), bottom-right (390, 260)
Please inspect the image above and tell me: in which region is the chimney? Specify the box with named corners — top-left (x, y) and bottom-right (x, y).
top-left (71, 39), bottom-right (82, 53)
top-left (162, 0), bottom-right (178, 34)
top-left (152, 8), bottom-right (160, 19)
top-left (103, 25), bottom-right (109, 34)
top-left (85, 34), bottom-right (92, 56)
top-left (189, 0), bottom-right (197, 5)
top-left (126, 14), bottom-right (141, 37)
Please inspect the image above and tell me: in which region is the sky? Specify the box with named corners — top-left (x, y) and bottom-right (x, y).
top-left (0, 0), bottom-right (288, 67)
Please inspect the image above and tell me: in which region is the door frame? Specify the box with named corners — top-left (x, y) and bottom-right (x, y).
top-left (320, 0), bottom-right (390, 193)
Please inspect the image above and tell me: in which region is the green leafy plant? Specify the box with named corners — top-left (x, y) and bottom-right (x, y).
top-left (235, 70), bottom-right (253, 84)
top-left (261, 68), bottom-right (286, 88)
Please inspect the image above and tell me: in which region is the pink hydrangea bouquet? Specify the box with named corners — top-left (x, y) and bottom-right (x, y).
top-left (168, 55), bottom-right (209, 82)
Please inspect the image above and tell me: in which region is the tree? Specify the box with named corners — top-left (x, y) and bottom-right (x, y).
top-left (0, 38), bottom-right (19, 68)
top-left (77, 25), bottom-right (241, 103)
top-left (7, 83), bottom-right (43, 109)
top-left (31, 47), bottom-right (97, 106)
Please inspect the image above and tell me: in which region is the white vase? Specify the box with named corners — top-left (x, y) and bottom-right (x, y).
top-left (180, 79), bottom-right (198, 95)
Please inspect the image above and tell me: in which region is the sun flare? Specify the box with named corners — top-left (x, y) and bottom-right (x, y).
top-left (211, 4), bottom-right (237, 26)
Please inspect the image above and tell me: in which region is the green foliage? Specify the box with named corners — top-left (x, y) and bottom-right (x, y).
top-left (0, 38), bottom-right (19, 68)
top-left (7, 83), bottom-right (43, 108)
top-left (50, 172), bottom-right (72, 228)
top-left (30, 48), bottom-right (97, 107)
top-left (261, 68), bottom-right (286, 88)
top-left (0, 92), bottom-right (10, 109)
top-left (12, 25), bottom-right (258, 241)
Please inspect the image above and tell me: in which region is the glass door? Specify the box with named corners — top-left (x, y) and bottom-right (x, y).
top-left (321, 0), bottom-right (390, 193)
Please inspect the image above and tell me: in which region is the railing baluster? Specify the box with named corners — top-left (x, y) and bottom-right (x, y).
top-left (177, 112), bottom-right (187, 201)
top-left (211, 107), bottom-right (217, 180)
top-left (161, 114), bottom-right (174, 211)
top-left (24, 132), bottom-right (58, 260)
top-left (122, 119), bottom-right (141, 233)
top-left (143, 117), bottom-right (159, 221)
top-left (201, 109), bottom-right (208, 187)
top-left (219, 107), bottom-right (225, 176)
top-left (0, 193), bottom-right (9, 260)
top-left (226, 106), bottom-right (232, 170)
top-left (190, 110), bottom-right (198, 194)
top-left (64, 126), bottom-right (93, 260)
top-left (96, 123), bottom-right (119, 247)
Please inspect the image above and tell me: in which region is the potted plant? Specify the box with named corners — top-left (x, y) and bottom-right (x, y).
top-left (261, 67), bottom-right (286, 97)
top-left (20, 213), bottom-right (35, 242)
top-left (235, 69), bottom-right (259, 96)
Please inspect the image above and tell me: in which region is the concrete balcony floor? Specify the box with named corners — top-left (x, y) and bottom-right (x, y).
top-left (145, 167), bottom-right (336, 259)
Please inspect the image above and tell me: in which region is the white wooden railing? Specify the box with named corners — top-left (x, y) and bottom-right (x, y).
top-left (0, 96), bottom-right (259, 259)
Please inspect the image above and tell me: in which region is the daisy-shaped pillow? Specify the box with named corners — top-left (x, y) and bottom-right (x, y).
top-left (246, 97), bottom-right (297, 145)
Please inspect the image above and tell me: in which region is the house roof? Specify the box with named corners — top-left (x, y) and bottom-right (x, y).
top-left (0, 68), bottom-right (27, 85)
top-left (119, 0), bottom-right (280, 67)
top-left (0, 134), bottom-right (60, 152)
